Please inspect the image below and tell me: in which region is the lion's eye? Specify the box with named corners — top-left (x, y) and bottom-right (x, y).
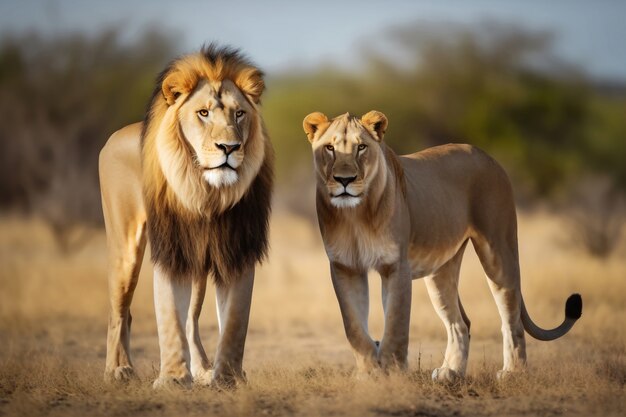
top-left (358, 144), bottom-right (367, 151)
top-left (325, 145), bottom-right (334, 152)
top-left (235, 110), bottom-right (245, 119)
top-left (198, 109), bottom-right (209, 117)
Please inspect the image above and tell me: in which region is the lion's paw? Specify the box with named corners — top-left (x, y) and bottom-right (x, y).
top-left (496, 370), bottom-right (510, 380)
top-left (431, 367), bottom-right (462, 384)
top-left (152, 374), bottom-right (193, 390)
top-left (496, 369), bottom-right (525, 381)
top-left (104, 365), bottom-right (137, 383)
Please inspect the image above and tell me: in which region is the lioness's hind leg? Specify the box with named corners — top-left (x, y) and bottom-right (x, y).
top-left (472, 234), bottom-right (526, 377)
top-left (425, 241), bottom-right (470, 383)
top-left (459, 296), bottom-right (471, 336)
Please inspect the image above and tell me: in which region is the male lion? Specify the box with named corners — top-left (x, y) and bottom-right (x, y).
top-left (303, 111), bottom-right (581, 381)
top-left (99, 45), bottom-right (273, 388)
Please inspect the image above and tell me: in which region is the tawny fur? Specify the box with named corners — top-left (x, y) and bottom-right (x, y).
top-left (141, 45), bottom-right (273, 282)
top-left (304, 111), bottom-right (581, 381)
top-left (100, 45), bottom-right (273, 387)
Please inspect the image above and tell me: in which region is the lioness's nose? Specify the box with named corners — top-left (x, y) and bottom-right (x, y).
top-left (334, 176), bottom-right (357, 187)
top-left (216, 143), bottom-right (241, 155)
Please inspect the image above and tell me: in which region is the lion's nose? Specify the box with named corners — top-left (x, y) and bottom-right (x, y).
top-left (333, 176), bottom-right (357, 187)
top-left (216, 143), bottom-right (241, 155)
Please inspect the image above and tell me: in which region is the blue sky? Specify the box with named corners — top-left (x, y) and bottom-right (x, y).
top-left (1, 0), bottom-right (625, 80)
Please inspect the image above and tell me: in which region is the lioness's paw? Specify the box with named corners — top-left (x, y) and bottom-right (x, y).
top-left (192, 369), bottom-right (214, 386)
top-left (152, 374), bottom-right (193, 390)
top-left (104, 365), bottom-right (137, 383)
top-left (431, 367), bottom-right (462, 383)
top-left (209, 370), bottom-right (246, 390)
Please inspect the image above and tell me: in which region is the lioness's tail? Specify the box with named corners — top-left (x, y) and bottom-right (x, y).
top-left (521, 294), bottom-right (582, 341)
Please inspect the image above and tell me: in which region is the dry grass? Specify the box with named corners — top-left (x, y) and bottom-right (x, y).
top-left (0, 210), bottom-right (625, 416)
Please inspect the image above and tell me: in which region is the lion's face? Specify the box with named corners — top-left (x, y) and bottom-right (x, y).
top-left (303, 111), bottom-right (388, 209)
top-left (178, 80), bottom-right (256, 188)
top-left (144, 48), bottom-right (269, 215)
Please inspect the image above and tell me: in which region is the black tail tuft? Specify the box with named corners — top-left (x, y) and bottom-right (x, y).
top-left (565, 293), bottom-right (583, 320)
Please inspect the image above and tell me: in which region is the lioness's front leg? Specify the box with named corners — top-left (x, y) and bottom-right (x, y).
top-left (378, 260), bottom-right (412, 370)
top-left (213, 266), bottom-right (255, 387)
top-left (153, 266), bottom-right (193, 389)
top-left (330, 262), bottom-right (379, 375)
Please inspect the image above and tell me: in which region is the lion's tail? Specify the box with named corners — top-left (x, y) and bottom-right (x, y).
top-left (521, 294), bottom-right (582, 341)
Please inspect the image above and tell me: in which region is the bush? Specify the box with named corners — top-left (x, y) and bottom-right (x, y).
top-left (0, 27), bottom-right (177, 248)
top-left (565, 176), bottom-right (625, 258)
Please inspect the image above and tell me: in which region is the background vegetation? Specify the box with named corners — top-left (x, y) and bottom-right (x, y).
top-left (1, 23), bottom-right (624, 255)
top-left (1, 22), bottom-right (625, 417)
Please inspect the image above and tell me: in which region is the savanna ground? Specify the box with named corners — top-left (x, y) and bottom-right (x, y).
top-left (0, 210), bottom-right (624, 417)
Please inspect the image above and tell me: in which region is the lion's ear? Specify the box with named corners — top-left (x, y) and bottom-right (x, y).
top-left (361, 110), bottom-right (388, 142)
top-left (236, 68), bottom-right (265, 104)
top-left (162, 71), bottom-right (191, 106)
top-left (303, 112), bottom-right (329, 143)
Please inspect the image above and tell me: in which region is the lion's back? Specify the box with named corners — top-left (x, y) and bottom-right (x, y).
top-left (99, 122), bottom-right (145, 219)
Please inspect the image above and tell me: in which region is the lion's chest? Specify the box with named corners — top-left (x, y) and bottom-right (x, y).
top-left (324, 223), bottom-right (399, 269)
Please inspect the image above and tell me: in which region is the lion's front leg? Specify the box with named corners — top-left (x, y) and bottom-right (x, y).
top-left (212, 266), bottom-right (255, 387)
top-left (153, 266), bottom-right (193, 389)
top-left (186, 276), bottom-right (212, 385)
top-left (379, 261), bottom-right (412, 370)
top-left (330, 262), bottom-right (379, 376)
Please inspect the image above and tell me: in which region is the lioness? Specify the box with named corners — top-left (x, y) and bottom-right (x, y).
top-left (303, 111), bottom-right (581, 381)
top-left (100, 45), bottom-right (273, 388)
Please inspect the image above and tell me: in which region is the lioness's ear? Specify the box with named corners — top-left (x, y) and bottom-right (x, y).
top-left (303, 112), bottom-right (329, 143)
top-left (162, 71), bottom-right (191, 106)
top-left (236, 68), bottom-right (265, 104)
top-left (361, 110), bottom-right (388, 142)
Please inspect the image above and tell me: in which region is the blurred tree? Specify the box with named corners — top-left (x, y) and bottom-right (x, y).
top-left (0, 22), bottom-right (624, 256)
top-left (563, 175), bottom-right (625, 258)
top-left (265, 22), bottom-right (625, 204)
top-left (0, 28), bottom-right (177, 249)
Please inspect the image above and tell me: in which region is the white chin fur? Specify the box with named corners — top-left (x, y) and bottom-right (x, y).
top-left (203, 169), bottom-right (238, 188)
top-left (330, 196), bottom-right (362, 208)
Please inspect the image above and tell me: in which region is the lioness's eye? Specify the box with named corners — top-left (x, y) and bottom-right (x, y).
top-left (198, 109), bottom-right (209, 117)
top-left (325, 145), bottom-right (334, 151)
top-left (358, 144), bottom-right (367, 151)
top-left (235, 110), bottom-right (245, 118)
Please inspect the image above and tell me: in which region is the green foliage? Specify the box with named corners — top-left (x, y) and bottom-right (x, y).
top-left (584, 97), bottom-right (626, 188)
top-left (0, 27), bottom-right (176, 225)
top-left (265, 23), bottom-right (626, 201)
top-left (0, 23), bottom-right (624, 233)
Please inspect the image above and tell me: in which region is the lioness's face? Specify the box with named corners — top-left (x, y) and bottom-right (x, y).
top-left (179, 80), bottom-right (256, 188)
top-left (303, 111), bottom-right (388, 209)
